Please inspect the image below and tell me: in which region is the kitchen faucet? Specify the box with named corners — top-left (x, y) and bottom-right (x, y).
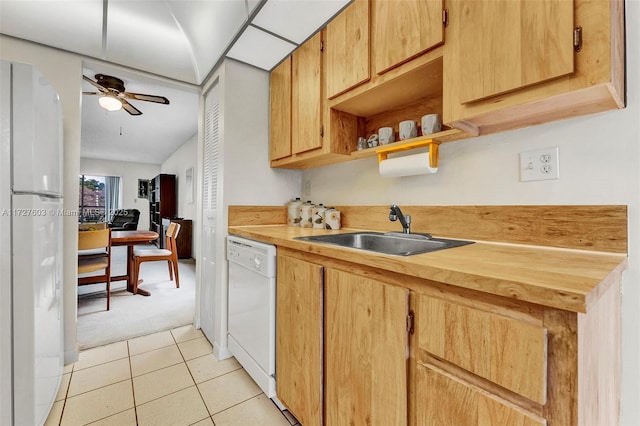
top-left (389, 204), bottom-right (411, 234)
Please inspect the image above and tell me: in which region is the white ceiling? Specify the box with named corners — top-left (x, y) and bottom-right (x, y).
top-left (81, 62), bottom-right (200, 164)
top-left (0, 0), bottom-right (350, 164)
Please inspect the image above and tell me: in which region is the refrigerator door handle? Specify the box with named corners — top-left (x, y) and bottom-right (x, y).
top-left (12, 190), bottom-right (63, 199)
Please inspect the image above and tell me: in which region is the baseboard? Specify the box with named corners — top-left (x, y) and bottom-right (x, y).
top-left (214, 342), bottom-right (232, 360)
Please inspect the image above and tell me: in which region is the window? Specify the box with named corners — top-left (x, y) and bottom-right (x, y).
top-left (78, 175), bottom-right (106, 223)
top-left (78, 175), bottom-right (121, 223)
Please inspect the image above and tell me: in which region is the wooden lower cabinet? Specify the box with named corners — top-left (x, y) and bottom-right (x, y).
top-left (412, 291), bottom-right (549, 425)
top-left (275, 254), bottom-right (324, 426)
top-left (275, 249), bottom-right (621, 426)
top-left (416, 293), bottom-right (547, 404)
top-left (324, 268), bottom-right (409, 425)
top-left (411, 280), bottom-right (621, 426)
top-left (416, 363), bottom-right (546, 426)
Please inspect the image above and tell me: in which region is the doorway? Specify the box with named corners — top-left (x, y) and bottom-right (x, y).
top-left (78, 62), bottom-right (200, 349)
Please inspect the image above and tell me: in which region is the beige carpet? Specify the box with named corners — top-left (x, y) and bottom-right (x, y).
top-left (77, 245), bottom-right (196, 350)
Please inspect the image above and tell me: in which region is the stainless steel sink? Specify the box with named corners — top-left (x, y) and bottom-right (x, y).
top-left (295, 232), bottom-right (474, 256)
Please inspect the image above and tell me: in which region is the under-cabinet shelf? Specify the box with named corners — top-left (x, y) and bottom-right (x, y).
top-left (350, 128), bottom-right (467, 159)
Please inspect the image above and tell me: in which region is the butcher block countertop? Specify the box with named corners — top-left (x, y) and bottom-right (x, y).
top-left (228, 219), bottom-right (627, 314)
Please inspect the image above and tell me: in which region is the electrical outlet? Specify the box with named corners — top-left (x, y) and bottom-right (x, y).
top-left (519, 147), bottom-right (560, 182)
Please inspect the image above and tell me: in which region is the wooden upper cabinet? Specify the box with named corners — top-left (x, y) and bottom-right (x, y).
top-left (292, 32), bottom-right (323, 155)
top-left (372, 0), bottom-right (444, 75)
top-left (276, 254), bottom-right (324, 426)
top-left (442, 0), bottom-right (624, 133)
top-left (269, 57), bottom-right (292, 161)
top-left (325, 0), bottom-right (370, 99)
top-left (455, 0), bottom-right (575, 104)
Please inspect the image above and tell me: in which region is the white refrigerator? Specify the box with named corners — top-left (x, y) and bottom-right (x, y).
top-left (0, 60), bottom-right (64, 426)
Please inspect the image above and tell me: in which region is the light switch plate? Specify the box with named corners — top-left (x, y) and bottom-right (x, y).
top-left (519, 147), bottom-right (560, 182)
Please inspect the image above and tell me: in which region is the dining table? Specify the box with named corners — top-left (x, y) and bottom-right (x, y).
top-left (111, 230), bottom-right (159, 296)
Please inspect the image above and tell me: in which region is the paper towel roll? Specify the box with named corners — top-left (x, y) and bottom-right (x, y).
top-left (379, 152), bottom-right (438, 177)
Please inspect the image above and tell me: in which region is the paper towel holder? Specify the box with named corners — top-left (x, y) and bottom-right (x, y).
top-left (376, 139), bottom-right (440, 168)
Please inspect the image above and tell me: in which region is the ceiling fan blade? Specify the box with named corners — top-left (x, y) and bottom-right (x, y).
top-left (121, 99), bottom-right (143, 116)
top-left (123, 92), bottom-right (170, 104)
top-left (82, 91), bottom-right (102, 96)
top-left (83, 75), bottom-right (108, 93)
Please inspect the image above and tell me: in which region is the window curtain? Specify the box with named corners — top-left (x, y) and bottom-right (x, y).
top-left (104, 176), bottom-right (120, 222)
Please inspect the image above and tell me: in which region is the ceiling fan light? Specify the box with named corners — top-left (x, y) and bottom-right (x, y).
top-left (98, 95), bottom-right (122, 111)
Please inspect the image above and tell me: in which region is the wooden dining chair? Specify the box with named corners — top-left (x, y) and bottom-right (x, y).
top-left (77, 228), bottom-right (112, 310)
top-left (78, 222), bottom-right (107, 231)
top-left (132, 222), bottom-right (181, 292)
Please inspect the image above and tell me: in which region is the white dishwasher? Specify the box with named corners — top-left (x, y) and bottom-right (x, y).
top-left (226, 235), bottom-right (279, 402)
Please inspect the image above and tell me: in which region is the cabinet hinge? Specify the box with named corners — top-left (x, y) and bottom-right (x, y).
top-left (320, 40), bottom-right (324, 52)
top-left (406, 310), bottom-right (415, 335)
top-left (442, 9), bottom-right (449, 27)
top-left (320, 125), bottom-right (324, 137)
top-left (573, 26), bottom-right (583, 52)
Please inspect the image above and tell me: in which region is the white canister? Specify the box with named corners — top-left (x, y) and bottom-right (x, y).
top-left (312, 204), bottom-right (327, 229)
top-left (299, 201), bottom-right (315, 228)
top-left (324, 208), bottom-right (341, 230)
top-left (287, 197), bottom-right (303, 227)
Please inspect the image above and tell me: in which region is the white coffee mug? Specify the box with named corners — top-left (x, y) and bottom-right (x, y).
top-left (421, 114), bottom-right (441, 136)
top-left (399, 120), bottom-right (418, 140)
top-left (378, 127), bottom-right (395, 144)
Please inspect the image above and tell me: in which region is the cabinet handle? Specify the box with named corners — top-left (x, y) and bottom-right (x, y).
top-left (406, 310), bottom-right (415, 335)
top-left (442, 9), bottom-right (449, 27)
top-left (574, 26), bottom-right (583, 52)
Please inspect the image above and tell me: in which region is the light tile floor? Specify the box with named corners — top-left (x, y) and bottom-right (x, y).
top-left (46, 325), bottom-right (300, 426)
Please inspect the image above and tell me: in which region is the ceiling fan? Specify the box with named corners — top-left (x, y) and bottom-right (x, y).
top-left (83, 74), bottom-right (170, 116)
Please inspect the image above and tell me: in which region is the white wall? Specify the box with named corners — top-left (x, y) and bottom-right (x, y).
top-left (303, 3), bottom-right (640, 423)
top-left (80, 158), bottom-right (161, 231)
top-left (0, 35), bottom-right (84, 364)
top-left (161, 133), bottom-right (198, 256)
top-left (222, 60), bottom-right (302, 206)
top-left (198, 59), bottom-right (302, 357)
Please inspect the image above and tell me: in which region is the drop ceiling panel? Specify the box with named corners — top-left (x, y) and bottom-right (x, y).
top-left (252, 0), bottom-right (351, 44)
top-left (166, 0), bottom-right (249, 84)
top-left (246, 0), bottom-right (262, 16)
top-left (106, 1), bottom-right (198, 83)
top-left (227, 26), bottom-right (296, 70)
top-left (0, 0), bottom-right (103, 57)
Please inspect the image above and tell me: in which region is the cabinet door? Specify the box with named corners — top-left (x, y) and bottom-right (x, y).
top-left (325, 269), bottom-right (409, 426)
top-left (373, 0), bottom-right (444, 75)
top-left (292, 32), bottom-right (323, 155)
top-left (269, 57), bottom-right (292, 161)
top-left (417, 294), bottom-right (547, 404)
top-left (417, 363), bottom-right (546, 426)
top-left (325, 0), bottom-right (370, 99)
top-left (276, 255), bottom-right (323, 426)
top-left (451, 0), bottom-right (574, 104)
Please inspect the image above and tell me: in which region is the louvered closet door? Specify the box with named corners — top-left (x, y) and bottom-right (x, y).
top-left (200, 84), bottom-right (220, 341)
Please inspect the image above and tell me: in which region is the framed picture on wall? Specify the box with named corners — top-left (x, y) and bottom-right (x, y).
top-left (138, 179), bottom-right (149, 199)
top-left (186, 167), bottom-right (194, 204)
